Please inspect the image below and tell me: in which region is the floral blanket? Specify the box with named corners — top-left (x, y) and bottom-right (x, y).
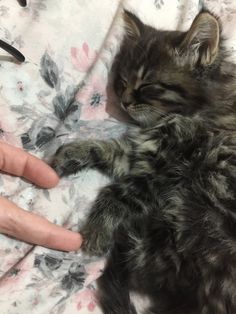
top-left (0, 0), bottom-right (236, 313)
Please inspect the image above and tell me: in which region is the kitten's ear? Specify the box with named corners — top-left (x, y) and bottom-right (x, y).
top-left (123, 10), bottom-right (143, 41)
top-left (179, 11), bottom-right (221, 66)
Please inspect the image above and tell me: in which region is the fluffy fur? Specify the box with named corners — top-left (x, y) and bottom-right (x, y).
top-left (51, 10), bottom-right (236, 314)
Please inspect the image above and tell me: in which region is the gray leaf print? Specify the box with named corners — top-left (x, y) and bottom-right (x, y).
top-left (65, 101), bottom-right (79, 116)
top-left (154, 0), bottom-right (165, 9)
top-left (34, 253), bottom-right (63, 278)
top-left (44, 255), bottom-right (63, 271)
top-left (65, 85), bottom-right (78, 106)
top-left (53, 90), bottom-right (79, 120)
top-left (53, 93), bottom-right (66, 120)
top-left (14, 35), bottom-right (25, 49)
top-left (43, 189), bottom-right (51, 202)
top-left (21, 132), bottom-right (35, 150)
top-left (27, 0), bottom-right (47, 21)
top-left (62, 195), bottom-right (68, 205)
top-left (36, 126), bottom-right (55, 148)
top-left (63, 103), bottom-right (82, 131)
top-left (40, 51), bottom-right (60, 89)
top-left (11, 104), bottom-right (35, 117)
top-left (3, 27), bottom-right (11, 41)
top-left (61, 263), bottom-right (85, 292)
top-left (65, 85), bottom-right (80, 117)
top-left (0, 6), bottom-right (9, 18)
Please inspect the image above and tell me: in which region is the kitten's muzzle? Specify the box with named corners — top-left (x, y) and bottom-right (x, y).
top-left (121, 101), bottom-right (133, 110)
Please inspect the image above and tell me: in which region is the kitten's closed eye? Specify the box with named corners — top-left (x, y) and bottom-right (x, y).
top-left (138, 83), bottom-right (158, 90)
top-left (138, 83), bottom-right (165, 95)
top-left (134, 83), bottom-right (166, 103)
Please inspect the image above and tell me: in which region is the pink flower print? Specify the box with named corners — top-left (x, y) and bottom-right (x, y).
top-left (84, 260), bottom-right (105, 286)
top-left (78, 74), bottom-right (109, 121)
top-left (17, 81), bottom-right (24, 92)
top-left (76, 288), bottom-right (99, 312)
top-left (88, 301), bottom-right (96, 312)
top-left (71, 42), bottom-right (98, 72)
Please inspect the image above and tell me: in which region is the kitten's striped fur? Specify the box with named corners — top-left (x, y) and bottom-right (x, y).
top-left (52, 10), bottom-right (236, 314)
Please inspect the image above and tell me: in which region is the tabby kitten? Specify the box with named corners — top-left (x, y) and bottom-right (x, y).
top-left (52, 10), bottom-right (236, 314)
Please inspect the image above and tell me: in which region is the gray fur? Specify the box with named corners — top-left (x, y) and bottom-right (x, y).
top-left (51, 10), bottom-right (236, 314)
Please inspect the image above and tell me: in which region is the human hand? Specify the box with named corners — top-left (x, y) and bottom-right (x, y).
top-left (0, 142), bottom-right (82, 251)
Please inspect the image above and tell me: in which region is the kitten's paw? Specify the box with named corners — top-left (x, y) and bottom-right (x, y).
top-left (81, 221), bottom-right (113, 256)
top-left (51, 143), bottom-right (87, 177)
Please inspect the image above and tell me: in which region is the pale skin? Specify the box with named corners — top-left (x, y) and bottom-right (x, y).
top-left (0, 142), bottom-right (82, 251)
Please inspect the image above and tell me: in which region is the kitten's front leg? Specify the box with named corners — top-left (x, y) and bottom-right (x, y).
top-left (81, 182), bottom-right (129, 256)
top-left (81, 174), bottom-right (149, 256)
top-left (51, 139), bottom-right (130, 178)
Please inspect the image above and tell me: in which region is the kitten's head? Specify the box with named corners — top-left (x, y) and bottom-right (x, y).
top-left (113, 10), bottom-right (224, 127)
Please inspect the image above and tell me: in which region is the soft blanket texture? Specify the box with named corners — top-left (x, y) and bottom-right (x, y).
top-left (0, 0), bottom-right (236, 313)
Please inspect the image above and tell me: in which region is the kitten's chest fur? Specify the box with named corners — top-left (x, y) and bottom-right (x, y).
top-left (126, 115), bottom-right (236, 249)
top-left (128, 115), bottom-right (224, 179)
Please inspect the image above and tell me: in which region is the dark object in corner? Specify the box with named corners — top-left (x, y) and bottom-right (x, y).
top-left (0, 0), bottom-right (27, 62)
top-left (0, 40), bottom-right (25, 63)
top-left (17, 0), bottom-right (27, 7)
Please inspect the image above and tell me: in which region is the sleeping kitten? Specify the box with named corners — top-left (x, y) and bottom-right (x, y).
top-left (52, 10), bottom-right (236, 314)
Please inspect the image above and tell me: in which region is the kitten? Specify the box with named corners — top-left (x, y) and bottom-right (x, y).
top-left (52, 10), bottom-right (236, 314)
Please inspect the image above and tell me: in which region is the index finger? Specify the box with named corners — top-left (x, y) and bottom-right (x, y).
top-left (0, 196), bottom-right (83, 251)
top-left (0, 142), bottom-right (59, 188)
